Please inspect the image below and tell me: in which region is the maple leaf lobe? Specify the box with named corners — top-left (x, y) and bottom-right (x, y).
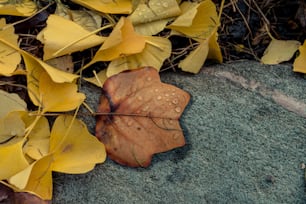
top-left (96, 67), bottom-right (190, 167)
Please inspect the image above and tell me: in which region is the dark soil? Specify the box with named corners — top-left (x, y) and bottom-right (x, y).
top-left (216, 0), bottom-right (306, 61)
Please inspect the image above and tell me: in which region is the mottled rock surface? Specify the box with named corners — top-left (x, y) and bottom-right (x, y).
top-left (53, 60), bottom-right (306, 204)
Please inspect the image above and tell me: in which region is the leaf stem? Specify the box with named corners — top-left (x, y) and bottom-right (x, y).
top-left (52, 24), bottom-right (113, 57)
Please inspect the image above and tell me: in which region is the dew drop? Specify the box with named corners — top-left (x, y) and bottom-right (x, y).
top-left (10, 130), bottom-right (16, 136)
top-left (154, 88), bottom-right (159, 92)
top-left (142, 106), bottom-right (149, 111)
top-left (156, 2), bottom-right (161, 6)
top-left (172, 92), bottom-right (176, 96)
top-left (147, 76), bottom-right (152, 81)
top-left (157, 96), bottom-right (162, 100)
top-left (175, 107), bottom-right (182, 113)
top-left (131, 87), bottom-right (137, 92)
top-left (127, 120), bottom-right (133, 126)
top-left (137, 96), bottom-right (143, 101)
top-left (164, 93), bottom-right (169, 97)
top-left (173, 133), bottom-right (180, 140)
top-left (138, 11), bottom-right (143, 16)
top-left (172, 99), bottom-right (179, 104)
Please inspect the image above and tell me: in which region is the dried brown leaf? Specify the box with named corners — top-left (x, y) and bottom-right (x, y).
top-left (96, 67), bottom-right (190, 167)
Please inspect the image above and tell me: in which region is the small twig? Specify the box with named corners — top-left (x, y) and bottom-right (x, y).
top-left (93, 70), bottom-right (103, 87)
top-left (82, 101), bottom-right (95, 115)
top-left (232, 1), bottom-right (253, 39)
top-left (251, 0), bottom-right (270, 26)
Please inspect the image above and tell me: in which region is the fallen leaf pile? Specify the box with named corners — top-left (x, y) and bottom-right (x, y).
top-left (0, 89), bottom-right (106, 200)
top-left (0, 0), bottom-right (203, 201)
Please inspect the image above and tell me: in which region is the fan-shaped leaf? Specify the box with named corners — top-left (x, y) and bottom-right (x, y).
top-left (37, 15), bottom-right (105, 60)
top-left (9, 115), bottom-right (106, 200)
top-left (261, 38), bottom-right (301, 64)
top-left (106, 36), bottom-right (171, 77)
top-left (88, 17), bottom-right (146, 63)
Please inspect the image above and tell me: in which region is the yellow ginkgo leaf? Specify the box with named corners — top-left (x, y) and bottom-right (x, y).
top-left (129, 0), bottom-right (180, 24)
top-left (128, 0), bottom-right (181, 35)
top-left (83, 69), bottom-right (107, 87)
top-left (167, 0), bottom-right (219, 41)
top-left (0, 18), bottom-right (21, 76)
top-left (293, 40), bottom-right (306, 73)
top-left (55, 2), bottom-right (102, 32)
top-left (9, 115), bottom-right (106, 200)
top-left (21, 113), bottom-right (50, 160)
top-left (179, 40), bottom-right (209, 74)
top-left (178, 31), bottom-right (222, 73)
top-left (0, 111), bottom-right (25, 145)
top-left (21, 51), bottom-right (79, 106)
top-left (88, 17), bottom-right (146, 65)
top-left (0, 138), bottom-right (29, 180)
top-left (50, 115), bottom-right (106, 173)
top-left (39, 72), bottom-right (85, 112)
top-left (168, 0), bottom-right (222, 73)
top-left (22, 51), bottom-right (78, 83)
top-left (0, 90), bottom-right (27, 118)
top-left (8, 155), bottom-right (53, 199)
top-left (261, 38), bottom-right (301, 64)
top-left (0, 0), bottom-right (36, 16)
top-left (0, 36), bottom-right (79, 85)
top-left (106, 36), bottom-right (171, 76)
top-left (37, 14), bottom-right (106, 60)
top-left (71, 0), bottom-right (132, 14)
top-left (207, 31), bottom-right (223, 63)
top-left (45, 55), bottom-right (74, 73)
top-left (133, 19), bottom-right (169, 36)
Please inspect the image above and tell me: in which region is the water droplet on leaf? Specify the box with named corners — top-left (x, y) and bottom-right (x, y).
top-left (142, 106), bottom-right (149, 111)
top-left (127, 120), bottom-right (133, 126)
top-left (173, 133), bottom-right (180, 140)
top-left (175, 107), bottom-right (182, 113)
top-left (172, 99), bottom-right (178, 104)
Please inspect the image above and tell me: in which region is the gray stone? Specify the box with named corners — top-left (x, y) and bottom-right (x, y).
top-left (52, 60), bottom-right (306, 204)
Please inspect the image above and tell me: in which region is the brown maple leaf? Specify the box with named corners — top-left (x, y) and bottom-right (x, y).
top-left (95, 67), bottom-right (190, 167)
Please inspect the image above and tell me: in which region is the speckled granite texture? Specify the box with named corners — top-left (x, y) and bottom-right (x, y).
top-left (53, 60), bottom-right (306, 204)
